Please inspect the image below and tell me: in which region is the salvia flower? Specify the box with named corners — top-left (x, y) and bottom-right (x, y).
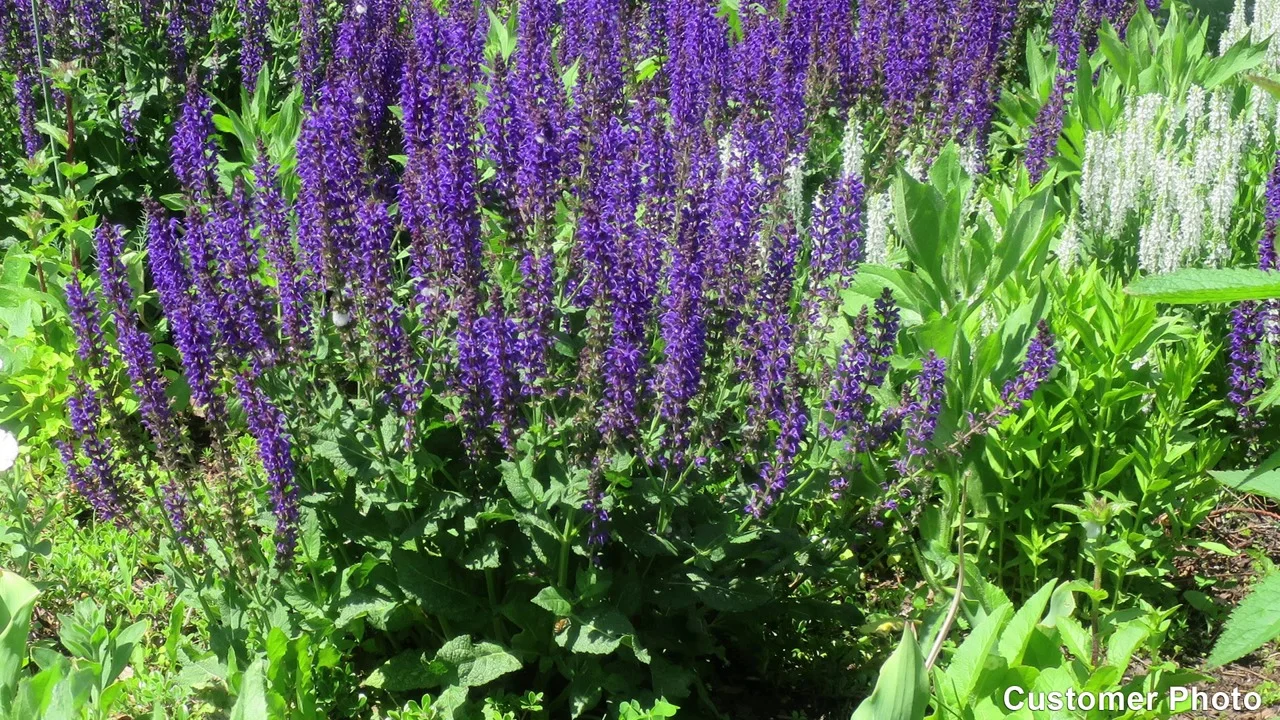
top-left (237, 0), bottom-right (270, 91)
top-left (72, 0), bottom-right (108, 61)
top-left (747, 396), bottom-right (808, 518)
top-left (254, 156), bottom-right (313, 356)
top-left (296, 76), bottom-right (365, 296)
top-left (943, 322), bottom-right (1058, 457)
top-left (895, 351), bottom-right (947, 473)
top-left (1228, 302), bottom-right (1266, 453)
top-left (235, 374), bottom-right (300, 560)
top-left (999, 321), bottom-right (1058, 410)
top-left (95, 224), bottom-right (180, 456)
top-left (825, 289), bottom-right (900, 451)
top-left (1261, 148), bottom-right (1280, 272)
top-left (210, 185), bottom-right (277, 371)
top-left (64, 380), bottom-right (128, 520)
top-left (66, 272), bottom-right (105, 367)
top-left (354, 198), bottom-right (421, 422)
top-left (145, 200), bottom-right (222, 419)
top-left (298, 0), bottom-right (324, 101)
top-left (170, 78), bottom-right (219, 197)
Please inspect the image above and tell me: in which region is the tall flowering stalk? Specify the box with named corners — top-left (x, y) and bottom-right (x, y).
top-left (96, 224), bottom-right (180, 455)
top-left (254, 156), bottom-right (312, 356)
top-left (655, 140), bottom-right (716, 460)
top-left (66, 272), bottom-right (105, 368)
top-left (354, 198), bottom-right (421, 422)
top-left (1026, 0), bottom-right (1081, 181)
top-left (235, 375), bottom-right (299, 559)
top-left (237, 0), bottom-right (269, 91)
top-left (596, 120), bottom-right (649, 445)
top-left (211, 185), bottom-right (276, 372)
top-left (171, 77), bottom-right (219, 197)
top-left (825, 290), bottom-right (901, 452)
top-left (296, 75), bottom-right (364, 301)
top-left (3, 0), bottom-right (43, 158)
top-left (1261, 149), bottom-right (1280, 273)
top-left (934, 0), bottom-right (1018, 148)
top-left (747, 395), bottom-right (808, 518)
top-left (952, 321), bottom-right (1059, 450)
top-left (64, 380), bottom-right (129, 520)
top-left (145, 200), bottom-right (222, 420)
top-left (896, 352), bottom-right (948, 473)
top-left (72, 0), bottom-right (108, 62)
top-left (748, 220), bottom-right (802, 433)
top-left (95, 223), bottom-right (192, 542)
top-left (298, 0), bottom-right (323, 102)
top-left (1228, 303), bottom-right (1266, 455)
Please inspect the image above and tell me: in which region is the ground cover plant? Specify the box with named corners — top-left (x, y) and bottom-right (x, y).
top-left (0, 0), bottom-right (1278, 717)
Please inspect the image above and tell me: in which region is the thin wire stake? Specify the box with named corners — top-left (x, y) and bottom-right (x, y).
top-left (26, 0), bottom-right (64, 194)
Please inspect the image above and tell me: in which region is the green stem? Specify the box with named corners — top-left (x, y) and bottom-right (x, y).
top-left (557, 516), bottom-right (573, 588)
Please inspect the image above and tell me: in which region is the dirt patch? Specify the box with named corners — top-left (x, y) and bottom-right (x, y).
top-left (1170, 501), bottom-right (1280, 719)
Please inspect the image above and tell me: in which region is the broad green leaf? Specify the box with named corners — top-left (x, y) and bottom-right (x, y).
top-left (531, 587), bottom-right (572, 616)
top-left (1202, 38), bottom-right (1268, 88)
top-left (997, 580), bottom-right (1056, 666)
top-left (229, 659), bottom-right (270, 720)
top-left (1126, 269), bottom-right (1280, 304)
top-left (849, 629), bottom-right (928, 720)
top-left (1248, 74), bottom-right (1280, 99)
top-left (501, 457), bottom-right (543, 509)
top-left (1209, 573), bottom-right (1280, 668)
top-left (936, 603), bottom-right (1012, 708)
top-left (1210, 450), bottom-right (1280, 500)
top-left (556, 608), bottom-right (635, 656)
top-left (892, 170), bottom-right (947, 296)
top-left (0, 571), bottom-right (39, 711)
top-left (451, 640), bottom-right (521, 687)
top-left (362, 651), bottom-right (450, 691)
top-left (392, 550), bottom-right (480, 621)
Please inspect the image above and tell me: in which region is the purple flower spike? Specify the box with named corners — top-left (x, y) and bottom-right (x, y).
top-left (235, 374), bottom-right (300, 560)
top-left (1228, 303), bottom-right (1266, 455)
top-left (66, 273), bottom-right (105, 368)
top-left (170, 78), bottom-right (219, 197)
top-left (826, 289), bottom-right (900, 453)
top-left (355, 198), bottom-right (422, 422)
top-left (1261, 149), bottom-right (1280, 273)
top-left (64, 380), bottom-right (129, 520)
top-left (254, 156), bottom-right (313, 356)
top-left (999, 321), bottom-right (1057, 411)
top-left (238, 0), bottom-right (270, 91)
top-left (210, 185), bottom-right (277, 372)
top-left (95, 223), bottom-right (180, 457)
top-left (896, 351), bottom-right (947, 473)
top-left (145, 199), bottom-right (223, 420)
top-left (747, 397), bottom-right (809, 518)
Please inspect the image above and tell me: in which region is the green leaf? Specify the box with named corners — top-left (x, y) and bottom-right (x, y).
top-left (1210, 450), bottom-right (1280, 500)
top-left (1126, 269), bottom-right (1280, 304)
top-left (0, 571), bottom-right (40, 711)
top-left (1247, 74), bottom-right (1280, 99)
top-left (892, 170), bottom-right (947, 296)
top-left (531, 587), bottom-right (572, 616)
top-left (557, 608), bottom-right (635, 656)
top-left (362, 651), bottom-right (450, 692)
top-left (229, 659), bottom-right (270, 720)
top-left (447, 638), bottom-right (522, 688)
top-left (1202, 38), bottom-right (1268, 88)
top-left (998, 580), bottom-right (1056, 666)
top-left (392, 550), bottom-right (480, 621)
top-left (849, 628), bottom-right (929, 720)
top-left (936, 603), bottom-right (1012, 708)
top-left (501, 457), bottom-right (543, 509)
top-left (1209, 573), bottom-right (1280, 668)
